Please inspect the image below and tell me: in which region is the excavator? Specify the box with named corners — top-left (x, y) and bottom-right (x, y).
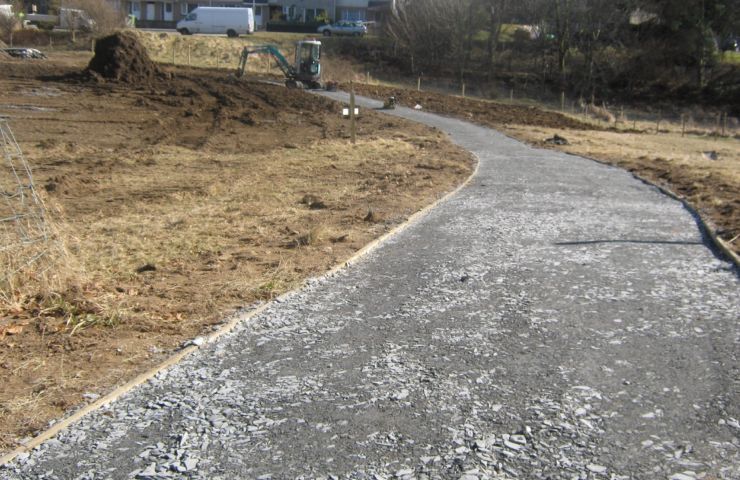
top-left (236, 39), bottom-right (323, 89)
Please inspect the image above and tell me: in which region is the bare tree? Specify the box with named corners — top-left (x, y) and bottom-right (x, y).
top-left (64, 0), bottom-right (126, 35)
top-left (387, 0), bottom-right (486, 79)
top-left (0, 1), bottom-right (22, 42)
top-left (484, 0), bottom-right (508, 79)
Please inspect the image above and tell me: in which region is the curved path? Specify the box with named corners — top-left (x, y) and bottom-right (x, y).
top-left (2, 95), bottom-right (738, 480)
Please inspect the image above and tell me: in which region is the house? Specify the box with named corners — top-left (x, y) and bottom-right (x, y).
top-left (123, 0), bottom-right (390, 29)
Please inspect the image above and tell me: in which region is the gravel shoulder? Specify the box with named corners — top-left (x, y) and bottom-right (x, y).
top-left (2, 95), bottom-right (738, 480)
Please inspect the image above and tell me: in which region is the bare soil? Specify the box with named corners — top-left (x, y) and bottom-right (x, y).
top-left (0, 52), bottom-right (473, 451)
top-left (349, 83), bottom-right (739, 256)
top-left (345, 82), bottom-right (597, 130)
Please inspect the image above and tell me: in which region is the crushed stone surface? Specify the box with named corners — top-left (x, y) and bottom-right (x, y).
top-left (1, 94), bottom-right (738, 479)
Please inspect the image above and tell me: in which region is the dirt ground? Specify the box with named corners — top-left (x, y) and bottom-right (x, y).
top-left (348, 82), bottom-right (739, 256)
top-left (0, 52), bottom-right (473, 451)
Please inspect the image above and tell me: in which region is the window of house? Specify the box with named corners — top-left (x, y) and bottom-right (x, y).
top-left (165, 3), bottom-right (172, 12)
top-left (340, 7), bottom-right (365, 22)
top-left (128, 1), bottom-right (141, 19)
top-left (283, 5), bottom-right (297, 20)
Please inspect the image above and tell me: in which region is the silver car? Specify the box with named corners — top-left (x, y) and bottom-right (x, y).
top-left (317, 21), bottom-right (367, 37)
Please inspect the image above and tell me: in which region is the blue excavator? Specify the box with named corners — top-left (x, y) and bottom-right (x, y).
top-left (236, 39), bottom-right (324, 89)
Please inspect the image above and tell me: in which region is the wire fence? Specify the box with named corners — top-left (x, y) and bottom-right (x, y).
top-left (368, 73), bottom-right (740, 137)
top-left (0, 116), bottom-right (52, 295)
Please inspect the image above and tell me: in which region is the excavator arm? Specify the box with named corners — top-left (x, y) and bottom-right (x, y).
top-left (236, 45), bottom-right (296, 79)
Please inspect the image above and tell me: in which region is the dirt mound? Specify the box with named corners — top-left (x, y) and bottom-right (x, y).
top-left (87, 31), bottom-right (160, 83)
top-left (0, 39), bottom-right (7, 48)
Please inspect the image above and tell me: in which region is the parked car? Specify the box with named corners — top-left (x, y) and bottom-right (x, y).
top-left (317, 21), bottom-right (367, 37)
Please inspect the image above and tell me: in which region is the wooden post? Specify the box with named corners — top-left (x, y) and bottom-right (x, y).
top-left (366, 71), bottom-right (370, 84)
top-left (417, 76), bottom-right (421, 91)
top-left (560, 91), bottom-right (565, 111)
top-left (715, 113), bottom-right (721, 137)
top-left (462, 82), bottom-right (466, 98)
top-left (681, 114), bottom-right (686, 137)
top-left (510, 88), bottom-right (513, 101)
top-left (722, 112), bottom-right (727, 136)
top-left (350, 81), bottom-right (356, 145)
top-left (656, 110), bottom-right (662, 134)
top-left (91, 38), bottom-right (95, 53)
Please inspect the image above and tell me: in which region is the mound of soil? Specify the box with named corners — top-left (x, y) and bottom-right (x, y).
top-left (87, 31), bottom-right (160, 83)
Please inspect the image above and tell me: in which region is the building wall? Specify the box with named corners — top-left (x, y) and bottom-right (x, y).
top-left (124, 0), bottom-right (387, 28)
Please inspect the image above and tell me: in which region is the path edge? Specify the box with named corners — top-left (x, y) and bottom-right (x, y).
top-left (0, 148), bottom-right (481, 469)
top-left (558, 150), bottom-right (740, 271)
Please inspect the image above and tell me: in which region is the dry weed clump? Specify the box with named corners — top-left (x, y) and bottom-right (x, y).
top-left (0, 199), bottom-right (116, 337)
top-left (578, 99), bottom-right (616, 124)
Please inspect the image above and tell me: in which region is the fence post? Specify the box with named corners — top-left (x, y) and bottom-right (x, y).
top-left (715, 113), bottom-right (721, 137)
top-left (510, 88), bottom-right (513, 101)
top-left (681, 114), bottom-right (686, 137)
top-left (462, 82), bottom-right (466, 98)
top-left (350, 81), bottom-right (356, 145)
top-left (560, 91), bottom-right (565, 111)
top-left (417, 76), bottom-right (421, 91)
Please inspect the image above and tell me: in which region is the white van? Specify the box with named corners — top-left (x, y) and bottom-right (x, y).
top-left (177, 7), bottom-right (254, 37)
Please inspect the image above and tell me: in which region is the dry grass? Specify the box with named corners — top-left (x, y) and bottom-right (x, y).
top-left (135, 31), bottom-right (307, 72)
top-left (0, 50), bottom-right (473, 449)
top-left (134, 30), bottom-right (368, 82)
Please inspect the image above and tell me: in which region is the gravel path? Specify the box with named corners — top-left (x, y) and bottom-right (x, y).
top-left (2, 95), bottom-right (738, 480)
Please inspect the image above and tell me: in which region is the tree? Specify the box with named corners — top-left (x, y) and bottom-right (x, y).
top-left (64, 0), bottom-right (126, 35)
top-left (0, 1), bottom-right (23, 42)
top-left (642, 0), bottom-right (739, 87)
top-left (387, 0), bottom-right (486, 78)
top-left (483, 0), bottom-right (508, 79)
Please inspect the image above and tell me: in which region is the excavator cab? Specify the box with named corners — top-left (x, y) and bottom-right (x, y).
top-left (294, 40), bottom-right (322, 88)
top-left (236, 39), bottom-right (323, 89)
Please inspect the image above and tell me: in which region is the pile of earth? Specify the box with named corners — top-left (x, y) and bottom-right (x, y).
top-left (0, 39), bottom-right (9, 59)
top-left (87, 31), bottom-right (161, 83)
